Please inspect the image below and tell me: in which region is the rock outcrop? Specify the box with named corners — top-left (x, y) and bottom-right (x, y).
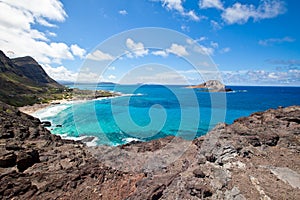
top-left (187, 80), bottom-right (232, 92)
top-left (0, 101), bottom-right (300, 199)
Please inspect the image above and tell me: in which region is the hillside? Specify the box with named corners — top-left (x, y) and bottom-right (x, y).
top-left (11, 56), bottom-right (61, 88)
top-left (0, 50), bottom-right (63, 106)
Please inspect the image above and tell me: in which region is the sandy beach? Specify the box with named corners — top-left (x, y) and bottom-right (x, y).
top-left (18, 99), bottom-right (71, 115)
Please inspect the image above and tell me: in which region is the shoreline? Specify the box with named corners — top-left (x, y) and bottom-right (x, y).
top-left (18, 91), bottom-right (133, 116)
top-left (18, 99), bottom-right (72, 115)
top-left (2, 102), bottom-right (300, 199)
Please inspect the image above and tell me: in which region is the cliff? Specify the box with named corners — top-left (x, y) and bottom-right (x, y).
top-left (0, 101), bottom-right (299, 199)
top-left (11, 56), bottom-right (61, 88)
top-left (0, 50), bottom-right (63, 106)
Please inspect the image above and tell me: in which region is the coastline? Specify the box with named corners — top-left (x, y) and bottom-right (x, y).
top-left (1, 101), bottom-right (300, 199)
top-left (18, 99), bottom-right (71, 115)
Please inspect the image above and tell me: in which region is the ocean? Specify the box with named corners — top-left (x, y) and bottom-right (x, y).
top-left (34, 85), bottom-right (300, 146)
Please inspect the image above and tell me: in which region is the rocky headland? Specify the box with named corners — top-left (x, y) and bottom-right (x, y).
top-left (0, 100), bottom-right (299, 199)
top-left (0, 50), bottom-right (118, 107)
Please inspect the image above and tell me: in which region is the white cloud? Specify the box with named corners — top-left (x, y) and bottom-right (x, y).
top-left (108, 75), bottom-right (116, 79)
top-left (108, 66), bottom-right (116, 70)
top-left (35, 17), bottom-right (57, 28)
top-left (199, 0), bottom-right (224, 10)
top-left (152, 50), bottom-right (168, 57)
top-left (126, 38), bottom-right (149, 57)
top-left (86, 50), bottom-right (114, 61)
top-left (184, 10), bottom-right (200, 21)
top-left (155, 0), bottom-right (200, 21)
top-left (2, 0), bottom-right (67, 21)
top-left (71, 44), bottom-right (86, 59)
top-left (119, 10), bottom-right (128, 15)
top-left (210, 41), bottom-right (219, 48)
top-left (221, 3), bottom-right (255, 24)
top-left (47, 31), bottom-right (57, 37)
top-left (210, 20), bottom-right (222, 30)
top-left (220, 47), bottom-right (231, 53)
top-left (181, 24), bottom-right (190, 32)
top-left (198, 36), bottom-right (207, 42)
top-left (120, 70), bottom-right (188, 85)
top-left (186, 38), bottom-right (217, 56)
top-left (43, 64), bottom-right (106, 83)
top-left (186, 39), bottom-right (194, 45)
top-left (166, 43), bottom-right (188, 57)
top-left (186, 37), bottom-right (207, 45)
top-left (43, 64), bottom-right (78, 81)
top-left (195, 45), bottom-right (214, 56)
top-left (258, 36), bottom-right (295, 46)
top-left (0, 0), bottom-right (86, 65)
top-left (222, 69), bottom-right (300, 85)
top-left (222, 0), bottom-right (286, 24)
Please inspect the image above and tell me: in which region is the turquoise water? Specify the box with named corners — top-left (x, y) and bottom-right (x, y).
top-left (35, 85), bottom-right (300, 146)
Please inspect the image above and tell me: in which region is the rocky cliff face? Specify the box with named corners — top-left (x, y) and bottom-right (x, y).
top-left (12, 56), bottom-right (61, 88)
top-left (0, 50), bottom-right (63, 106)
top-left (0, 101), bottom-right (299, 199)
top-left (0, 51), bottom-right (60, 88)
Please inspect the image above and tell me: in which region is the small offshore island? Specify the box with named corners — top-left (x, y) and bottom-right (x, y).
top-left (186, 80), bottom-right (233, 92)
top-left (0, 50), bottom-right (300, 199)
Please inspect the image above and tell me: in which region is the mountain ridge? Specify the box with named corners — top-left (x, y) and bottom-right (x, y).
top-left (11, 56), bottom-right (61, 87)
top-left (0, 50), bottom-right (63, 106)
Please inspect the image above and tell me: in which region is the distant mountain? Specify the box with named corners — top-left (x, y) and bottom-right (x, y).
top-left (0, 50), bottom-right (63, 106)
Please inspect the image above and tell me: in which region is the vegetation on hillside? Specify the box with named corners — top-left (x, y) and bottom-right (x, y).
top-left (0, 50), bottom-right (116, 106)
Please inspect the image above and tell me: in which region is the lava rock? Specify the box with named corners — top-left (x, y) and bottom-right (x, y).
top-left (0, 151), bottom-right (17, 168)
top-left (16, 150), bottom-right (39, 172)
top-left (193, 169), bottom-right (206, 178)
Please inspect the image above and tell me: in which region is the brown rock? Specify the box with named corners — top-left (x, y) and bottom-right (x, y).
top-left (193, 168), bottom-right (206, 178)
top-left (16, 150), bottom-right (39, 172)
top-left (0, 151), bottom-right (17, 168)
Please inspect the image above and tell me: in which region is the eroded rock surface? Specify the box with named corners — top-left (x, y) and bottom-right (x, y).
top-left (1, 101), bottom-right (300, 199)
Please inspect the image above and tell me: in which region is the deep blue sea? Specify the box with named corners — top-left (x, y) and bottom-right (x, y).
top-left (34, 85), bottom-right (300, 146)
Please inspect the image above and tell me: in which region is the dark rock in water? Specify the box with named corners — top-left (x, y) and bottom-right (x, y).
top-left (56, 124), bottom-right (62, 128)
top-left (224, 88), bottom-right (233, 92)
top-left (41, 121), bottom-right (51, 127)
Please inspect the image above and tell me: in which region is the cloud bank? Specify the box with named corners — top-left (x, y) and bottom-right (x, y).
top-left (0, 0), bottom-right (86, 65)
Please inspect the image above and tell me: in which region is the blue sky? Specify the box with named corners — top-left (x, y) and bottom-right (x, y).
top-left (0, 0), bottom-right (299, 85)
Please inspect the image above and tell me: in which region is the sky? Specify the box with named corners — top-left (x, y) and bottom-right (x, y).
top-left (0, 0), bottom-right (299, 85)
